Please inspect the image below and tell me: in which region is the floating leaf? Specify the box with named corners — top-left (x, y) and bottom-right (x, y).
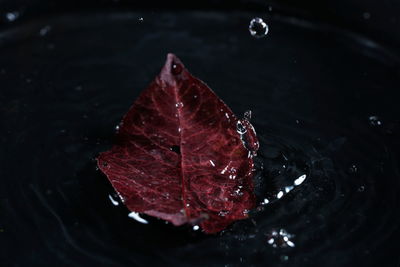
top-left (98, 54), bottom-right (259, 233)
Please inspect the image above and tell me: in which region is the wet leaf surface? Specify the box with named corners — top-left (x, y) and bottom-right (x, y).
top-left (97, 54), bottom-right (259, 233)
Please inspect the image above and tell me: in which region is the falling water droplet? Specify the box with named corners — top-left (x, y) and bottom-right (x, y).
top-left (193, 225), bottom-right (200, 231)
top-left (138, 17), bottom-right (144, 22)
top-left (5, 11), bottom-right (19, 22)
top-left (358, 185), bottom-right (365, 192)
top-left (175, 102), bottom-right (184, 108)
top-left (249, 17), bottom-right (269, 38)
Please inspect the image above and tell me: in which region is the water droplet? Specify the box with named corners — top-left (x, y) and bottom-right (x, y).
top-left (266, 228), bottom-right (295, 248)
top-left (294, 174), bottom-right (307, 186)
top-left (276, 191), bottom-right (284, 199)
top-left (193, 225), bottom-right (200, 231)
top-left (39, 25), bottom-right (51, 36)
top-left (138, 17), bottom-right (144, 22)
top-left (108, 194), bottom-right (120, 206)
top-left (244, 110), bottom-right (252, 120)
top-left (115, 125), bottom-right (120, 131)
top-left (284, 185), bottom-right (294, 193)
top-left (368, 116), bottom-right (382, 126)
top-left (170, 145), bottom-right (181, 154)
top-left (6, 11), bottom-right (19, 22)
top-left (280, 255), bottom-right (289, 261)
top-left (218, 210), bottom-right (229, 217)
top-left (358, 185), bottom-right (365, 192)
top-left (209, 160), bottom-right (215, 167)
top-left (175, 102), bottom-right (184, 108)
top-left (347, 164), bottom-right (358, 174)
top-left (249, 17), bottom-right (269, 38)
top-left (171, 63), bottom-right (182, 75)
top-left (262, 198), bottom-right (270, 205)
top-left (236, 120), bottom-right (247, 134)
top-left (128, 212), bottom-right (149, 224)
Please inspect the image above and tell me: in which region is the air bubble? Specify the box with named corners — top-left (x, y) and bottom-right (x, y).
top-left (249, 17), bottom-right (269, 38)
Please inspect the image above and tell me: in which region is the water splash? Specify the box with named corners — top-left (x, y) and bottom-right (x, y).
top-left (128, 212), bottom-right (149, 224)
top-left (266, 229), bottom-right (295, 248)
top-left (108, 194), bottom-right (120, 206)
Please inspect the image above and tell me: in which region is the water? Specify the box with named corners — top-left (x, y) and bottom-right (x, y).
top-left (1, 10), bottom-right (400, 267)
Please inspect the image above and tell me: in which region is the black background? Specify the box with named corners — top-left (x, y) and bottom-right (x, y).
top-left (1, 1), bottom-right (400, 266)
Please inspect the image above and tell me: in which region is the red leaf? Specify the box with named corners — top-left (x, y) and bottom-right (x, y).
top-left (97, 54), bottom-right (259, 233)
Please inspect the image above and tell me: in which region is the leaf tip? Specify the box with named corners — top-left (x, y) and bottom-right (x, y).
top-left (160, 53), bottom-right (186, 83)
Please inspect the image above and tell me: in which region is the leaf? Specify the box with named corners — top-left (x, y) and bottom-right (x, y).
top-left (97, 54), bottom-right (259, 233)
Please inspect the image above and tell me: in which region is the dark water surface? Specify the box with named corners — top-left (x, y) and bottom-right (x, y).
top-left (1, 11), bottom-right (400, 266)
